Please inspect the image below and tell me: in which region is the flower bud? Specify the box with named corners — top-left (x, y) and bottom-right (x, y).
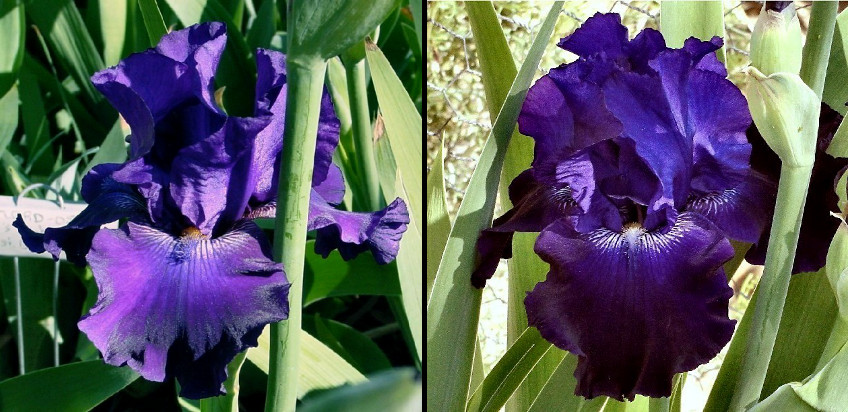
top-left (750, 2), bottom-right (802, 76)
top-left (746, 66), bottom-right (819, 167)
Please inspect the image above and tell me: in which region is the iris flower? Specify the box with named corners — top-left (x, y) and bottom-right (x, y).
top-left (473, 14), bottom-right (773, 400)
top-left (14, 22), bottom-right (407, 398)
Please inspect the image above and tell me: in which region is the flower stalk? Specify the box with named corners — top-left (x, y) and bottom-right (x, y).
top-left (264, 57), bottom-right (327, 412)
top-left (728, 164), bottom-right (813, 410)
top-left (346, 59), bottom-right (382, 210)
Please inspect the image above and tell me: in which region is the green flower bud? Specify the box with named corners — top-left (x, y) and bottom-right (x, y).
top-left (745, 66), bottom-right (819, 167)
top-left (750, 2), bottom-right (802, 76)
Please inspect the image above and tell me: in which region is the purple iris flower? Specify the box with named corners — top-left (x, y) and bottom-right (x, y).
top-left (745, 103), bottom-right (847, 273)
top-left (472, 14), bottom-right (773, 400)
top-left (14, 21), bottom-right (407, 398)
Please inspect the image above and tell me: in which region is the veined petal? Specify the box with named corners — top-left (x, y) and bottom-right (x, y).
top-left (78, 220), bottom-right (289, 399)
top-left (526, 213), bottom-right (734, 400)
top-left (310, 193), bottom-right (409, 264)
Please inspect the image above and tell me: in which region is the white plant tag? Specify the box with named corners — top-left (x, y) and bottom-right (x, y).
top-left (0, 196), bottom-right (87, 259)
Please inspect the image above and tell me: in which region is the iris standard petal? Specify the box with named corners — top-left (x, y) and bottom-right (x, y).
top-left (525, 214), bottom-right (734, 400)
top-left (310, 193), bottom-right (409, 264)
top-left (91, 52), bottom-right (192, 159)
top-left (78, 220), bottom-right (289, 399)
top-left (154, 22), bottom-right (228, 112)
top-left (167, 107), bottom-right (270, 236)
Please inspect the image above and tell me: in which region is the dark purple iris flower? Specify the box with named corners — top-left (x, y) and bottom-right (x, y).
top-left (745, 103), bottom-right (847, 274)
top-left (472, 14), bottom-right (774, 400)
top-left (14, 22), bottom-right (407, 398)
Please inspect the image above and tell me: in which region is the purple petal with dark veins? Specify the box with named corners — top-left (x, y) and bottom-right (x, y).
top-left (78, 220), bottom-right (289, 399)
top-left (526, 214), bottom-right (734, 400)
top-left (310, 193), bottom-right (409, 264)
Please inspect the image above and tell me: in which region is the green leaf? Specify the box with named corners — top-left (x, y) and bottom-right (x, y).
top-left (288, 0), bottom-right (397, 61)
top-left (660, 1), bottom-right (725, 63)
top-left (390, 170), bottom-right (422, 365)
top-left (426, 4), bottom-right (563, 410)
top-left (163, 0), bottom-right (257, 116)
top-left (365, 40), bottom-right (422, 230)
top-left (299, 368), bottom-right (420, 412)
top-left (0, 0), bottom-right (24, 96)
top-left (408, 0), bottom-right (421, 51)
top-left (823, 9), bottom-right (848, 116)
top-left (245, 326), bottom-right (366, 398)
top-left (138, 0), bottom-right (169, 46)
top-left (303, 240), bottom-right (401, 306)
top-left (90, 0), bottom-right (128, 66)
top-left (245, 0), bottom-right (276, 50)
top-left (465, 3), bottom-right (554, 409)
top-left (426, 142), bottom-right (450, 300)
top-left (0, 258), bottom-right (58, 372)
top-left (85, 119), bottom-right (129, 174)
top-left (525, 351), bottom-right (585, 412)
top-left (705, 270), bottom-right (837, 411)
top-left (302, 315), bottom-right (391, 374)
top-left (0, 360), bottom-right (138, 410)
top-left (18, 71), bottom-right (54, 175)
top-left (752, 332), bottom-right (848, 411)
top-left (0, 84), bottom-right (17, 158)
top-left (760, 270), bottom-right (838, 398)
top-left (25, 0), bottom-right (106, 108)
top-left (466, 327), bottom-right (552, 412)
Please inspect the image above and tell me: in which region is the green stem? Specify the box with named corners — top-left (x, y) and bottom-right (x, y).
top-left (346, 60), bottom-right (382, 210)
top-left (728, 165), bottom-right (813, 411)
top-left (263, 57), bottom-right (328, 412)
top-left (799, 0), bottom-right (838, 100)
top-left (200, 352), bottom-right (247, 412)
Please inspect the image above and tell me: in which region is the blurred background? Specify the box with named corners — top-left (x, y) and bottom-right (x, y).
top-left (425, 1), bottom-right (823, 410)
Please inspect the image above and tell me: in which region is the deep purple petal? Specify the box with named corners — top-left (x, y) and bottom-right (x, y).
top-left (687, 169), bottom-right (775, 243)
top-left (518, 67), bottom-right (622, 171)
top-left (310, 194), bottom-right (409, 264)
top-left (168, 108), bottom-right (270, 236)
top-left (526, 214), bottom-right (734, 400)
top-left (13, 179), bottom-right (147, 265)
top-left (91, 52), bottom-right (192, 159)
top-left (251, 48), bottom-right (341, 204)
top-left (155, 22), bottom-right (227, 113)
top-left (472, 169), bottom-right (579, 288)
top-left (314, 163), bottom-right (346, 206)
top-left (112, 157), bottom-right (174, 229)
top-left (557, 13), bottom-right (628, 59)
top-left (78, 220), bottom-right (289, 399)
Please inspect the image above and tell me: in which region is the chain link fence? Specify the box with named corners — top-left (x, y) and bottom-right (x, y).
top-left (427, 1), bottom-right (816, 410)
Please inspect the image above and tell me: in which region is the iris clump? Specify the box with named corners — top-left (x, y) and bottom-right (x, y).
top-left (472, 13), bottom-right (773, 400)
top-left (14, 22), bottom-right (408, 398)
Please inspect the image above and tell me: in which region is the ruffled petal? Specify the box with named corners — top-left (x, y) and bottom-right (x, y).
top-left (309, 193), bottom-right (409, 264)
top-left (557, 13), bottom-right (629, 59)
top-left (526, 213), bottom-right (734, 400)
top-left (91, 52), bottom-right (192, 159)
top-left (472, 169), bottom-right (578, 288)
top-left (518, 66), bottom-right (622, 171)
top-left (154, 22), bottom-right (228, 113)
top-left (78, 220), bottom-right (289, 399)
